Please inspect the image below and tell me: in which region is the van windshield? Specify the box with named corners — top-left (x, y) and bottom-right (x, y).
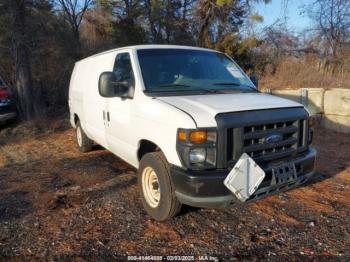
top-left (137, 48), bottom-right (256, 95)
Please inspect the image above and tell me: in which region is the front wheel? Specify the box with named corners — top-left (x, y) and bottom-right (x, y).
top-left (138, 152), bottom-right (182, 221)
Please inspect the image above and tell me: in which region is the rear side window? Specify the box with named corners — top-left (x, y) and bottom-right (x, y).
top-left (113, 53), bottom-right (135, 83)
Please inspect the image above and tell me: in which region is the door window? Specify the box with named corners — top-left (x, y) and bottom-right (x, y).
top-left (113, 53), bottom-right (135, 83)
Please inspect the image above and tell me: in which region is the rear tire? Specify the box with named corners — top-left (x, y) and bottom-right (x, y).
top-left (138, 152), bottom-right (182, 221)
top-left (76, 120), bottom-right (93, 152)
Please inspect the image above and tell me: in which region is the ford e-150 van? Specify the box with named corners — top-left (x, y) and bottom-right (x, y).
top-left (69, 45), bottom-right (316, 221)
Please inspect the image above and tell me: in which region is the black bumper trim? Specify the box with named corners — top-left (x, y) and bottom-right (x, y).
top-left (175, 191), bottom-right (235, 208)
top-left (171, 147), bottom-right (316, 208)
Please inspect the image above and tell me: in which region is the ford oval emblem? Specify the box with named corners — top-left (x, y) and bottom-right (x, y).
top-left (265, 134), bottom-right (283, 144)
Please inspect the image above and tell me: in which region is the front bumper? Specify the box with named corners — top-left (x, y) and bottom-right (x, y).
top-left (170, 147), bottom-right (316, 208)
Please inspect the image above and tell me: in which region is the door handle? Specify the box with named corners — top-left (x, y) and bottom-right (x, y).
top-left (103, 110), bottom-right (105, 120)
top-left (107, 112), bottom-right (110, 122)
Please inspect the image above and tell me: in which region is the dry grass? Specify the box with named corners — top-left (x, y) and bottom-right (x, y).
top-left (260, 56), bottom-right (350, 90)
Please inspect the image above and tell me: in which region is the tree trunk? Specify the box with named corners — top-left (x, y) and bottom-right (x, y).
top-left (146, 0), bottom-right (159, 43)
top-left (73, 26), bottom-right (83, 59)
top-left (10, 0), bottom-right (35, 119)
top-left (15, 47), bottom-right (34, 119)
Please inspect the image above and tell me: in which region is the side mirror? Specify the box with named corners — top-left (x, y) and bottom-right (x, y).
top-left (250, 74), bottom-right (259, 88)
top-left (98, 72), bottom-right (134, 99)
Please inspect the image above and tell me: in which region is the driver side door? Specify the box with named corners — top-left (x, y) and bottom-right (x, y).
top-left (105, 51), bottom-right (137, 165)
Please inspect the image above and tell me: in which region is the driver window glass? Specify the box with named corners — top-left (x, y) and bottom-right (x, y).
top-left (113, 53), bottom-right (135, 82)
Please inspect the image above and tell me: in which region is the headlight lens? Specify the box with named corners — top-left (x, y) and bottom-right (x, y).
top-left (189, 148), bottom-right (206, 163)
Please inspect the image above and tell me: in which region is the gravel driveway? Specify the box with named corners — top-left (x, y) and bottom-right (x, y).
top-left (0, 121), bottom-right (349, 260)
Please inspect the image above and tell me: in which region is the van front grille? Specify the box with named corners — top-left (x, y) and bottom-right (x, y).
top-left (227, 119), bottom-right (305, 164)
top-left (215, 108), bottom-right (309, 169)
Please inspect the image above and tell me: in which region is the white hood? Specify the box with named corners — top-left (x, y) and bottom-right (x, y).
top-left (157, 93), bottom-right (304, 127)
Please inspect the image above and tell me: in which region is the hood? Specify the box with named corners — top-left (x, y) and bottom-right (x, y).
top-left (157, 93), bottom-right (304, 127)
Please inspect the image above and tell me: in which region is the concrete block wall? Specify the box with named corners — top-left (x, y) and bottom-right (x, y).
top-left (269, 88), bottom-right (350, 134)
top-left (302, 88), bottom-right (325, 115)
top-left (323, 89), bottom-right (350, 133)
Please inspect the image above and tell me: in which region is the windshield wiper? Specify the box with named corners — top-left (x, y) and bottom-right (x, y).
top-left (157, 83), bottom-right (192, 88)
top-left (213, 82), bottom-right (241, 86)
top-left (155, 84), bottom-right (224, 94)
top-left (213, 82), bottom-right (258, 91)
top-left (197, 89), bottom-right (224, 94)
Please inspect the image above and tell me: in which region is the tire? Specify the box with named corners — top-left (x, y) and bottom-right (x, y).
top-left (138, 152), bottom-right (182, 221)
top-left (76, 120), bottom-right (93, 152)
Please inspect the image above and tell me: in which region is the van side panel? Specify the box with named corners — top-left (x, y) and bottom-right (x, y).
top-left (83, 53), bottom-right (116, 148)
top-left (69, 52), bottom-right (115, 149)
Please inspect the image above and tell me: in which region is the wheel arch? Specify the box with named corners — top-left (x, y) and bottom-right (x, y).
top-left (137, 139), bottom-right (162, 162)
top-left (74, 114), bottom-right (79, 125)
top-left (70, 113), bottom-right (80, 128)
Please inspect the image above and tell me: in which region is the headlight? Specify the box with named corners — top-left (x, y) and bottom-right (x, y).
top-left (189, 148), bottom-right (206, 163)
top-left (177, 128), bottom-right (217, 169)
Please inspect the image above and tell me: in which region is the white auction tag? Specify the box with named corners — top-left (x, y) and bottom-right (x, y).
top-left (224, 153), bottom-right (265, 202)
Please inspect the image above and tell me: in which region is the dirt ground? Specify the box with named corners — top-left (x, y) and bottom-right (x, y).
top-left (0, 119), bottom-right (349, 261)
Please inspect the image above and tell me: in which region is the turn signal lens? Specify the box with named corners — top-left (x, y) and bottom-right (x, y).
top-left (178, 131), bottom-right (187, 141)
top-left (190, 131), bottom-right (208, 143)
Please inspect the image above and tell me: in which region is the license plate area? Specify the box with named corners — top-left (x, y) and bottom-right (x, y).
top-left (271, 162), bottom-right (297, 185)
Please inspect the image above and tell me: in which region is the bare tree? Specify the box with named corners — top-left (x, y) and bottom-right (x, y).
top-left (306, 0), bottom-right (350, 61)
top-left (7, 0), bottom-right (36, 119)
top-left (55, 0), bottom-right (93, 58)
top-left (196, 0), bottom-right (270, 48)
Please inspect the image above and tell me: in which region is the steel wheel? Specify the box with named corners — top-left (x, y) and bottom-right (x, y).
top-left (76, 125), bottom-right (83, 147)
top-left (142, 166), bottom-right (161, 208)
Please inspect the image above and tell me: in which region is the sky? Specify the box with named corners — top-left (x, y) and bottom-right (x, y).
top-left (254, 0), bottom-right (314, 33)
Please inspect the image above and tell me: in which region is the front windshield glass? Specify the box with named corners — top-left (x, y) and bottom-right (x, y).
top-left (137, 48), bottom-right (256, 94)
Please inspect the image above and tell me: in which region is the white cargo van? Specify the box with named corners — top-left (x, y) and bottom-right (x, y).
top-left (69, 45), bottom-right (316, 221)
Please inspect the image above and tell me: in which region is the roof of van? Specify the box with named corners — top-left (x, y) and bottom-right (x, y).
top-left (77, 45), bottom-right (220, 63)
